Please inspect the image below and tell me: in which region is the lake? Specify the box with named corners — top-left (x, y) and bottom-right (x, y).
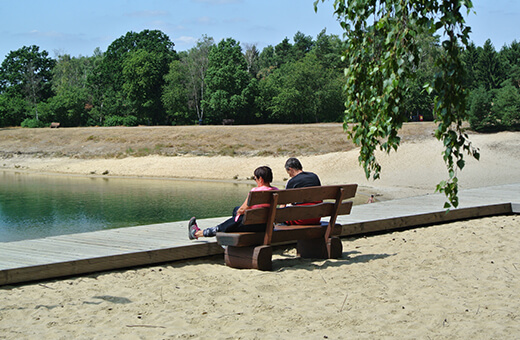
top-left (0, 171), bottom-right (255, 242)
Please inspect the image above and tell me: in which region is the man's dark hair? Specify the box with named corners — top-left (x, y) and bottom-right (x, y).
top-left (254, 166), bottom-right (273, 183)
top-left (285, 157), bottom-right (302, 171)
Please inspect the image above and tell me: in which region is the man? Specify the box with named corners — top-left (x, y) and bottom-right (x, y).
top-left (284, 157), bottom-right (321, 225)
top-left (285, 157), bottom-right (321, 189)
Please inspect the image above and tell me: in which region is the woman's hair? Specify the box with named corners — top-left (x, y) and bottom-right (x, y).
top-left (254, 166), bottom-right (273, 183)
top-left (284, 157), bottom-right (303, 171)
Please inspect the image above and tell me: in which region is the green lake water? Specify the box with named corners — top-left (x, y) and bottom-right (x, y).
top-left (0, 171), bottom-right (255, 242)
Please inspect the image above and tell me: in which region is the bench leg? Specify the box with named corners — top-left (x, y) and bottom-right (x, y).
top-left (224, 245), bottom-right (272, 271)
top-left (297, 237), bottom-right (342, 259)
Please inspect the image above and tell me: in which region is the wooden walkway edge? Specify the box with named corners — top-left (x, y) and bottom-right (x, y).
top-left (1, 183), bottom-right (519, 286)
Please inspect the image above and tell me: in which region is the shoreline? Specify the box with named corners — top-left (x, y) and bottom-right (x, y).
top-left (3, 128), bottom-right (520, 202)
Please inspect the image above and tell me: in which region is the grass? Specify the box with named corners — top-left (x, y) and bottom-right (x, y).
top-left (0, 123), bottom-right (438, 159)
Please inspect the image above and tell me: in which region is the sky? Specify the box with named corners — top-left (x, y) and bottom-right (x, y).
top-left (1, 0), bottom-right (519, 62)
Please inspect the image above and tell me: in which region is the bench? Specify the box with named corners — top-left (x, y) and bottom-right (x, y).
top-left (216, 184), bottom-right (358, 270)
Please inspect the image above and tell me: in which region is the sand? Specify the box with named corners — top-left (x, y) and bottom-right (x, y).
top-left (1, 125), bottom-right (519, 338)
top-left (0, 215), bottom-right (518, 339)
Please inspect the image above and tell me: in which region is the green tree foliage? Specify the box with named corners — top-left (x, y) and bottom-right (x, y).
top-left (0, 94), bottom-right (27, 126)
top-left (44, 54), bottom-right (98, 126)
top-left (475, 40), bottom-right (505, 91)
top-left (466, 39), bottom-right (520, 132)
top-left (1, 24), bottom-right (517, 136)
top-left (162, 59), bottom-right (191, 124)
top-left (315, 0), bottom-right (480, 208)
top-left (263, 54), bottom-right (343, 123)
top-left (492, 83), bottom-right (520, 128)
top-left (501, 40), bottom-right (520, 88)
top-left (274, 38), bottom-right (295, 67)
top-left (90, 29), bottom-right (176, 125)
top-left (257, 45), bottom-right (276, 77)
top-left (203, 38), bottom-right (252, 124)
top-left (0, 45), bottom-right (55, 125)
top-left (244, 44), bottom-right (260, 78)
top-left (467, 86), bottom-right (495, 131)
top-left (181, 35), bottom-right (214, 124)
top-left (462, 42), bottom-right (479, 89)
top-left (311, 29), bottom-right (346, 70)
top-left (122, 49), bottom-right (166, 124)
top-left (293, 31), bottom-right (314, 60)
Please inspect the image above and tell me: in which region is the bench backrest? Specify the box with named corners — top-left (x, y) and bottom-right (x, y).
top-left (243, 184), bottom-right (358, 245)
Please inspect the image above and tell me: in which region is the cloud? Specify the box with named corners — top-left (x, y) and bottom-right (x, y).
top-left (27, 30), bottom-right (66, 38)
top-left (176, 36), bottom-right (198, 45)
top-left (125, 10), bottom-right (169, 18)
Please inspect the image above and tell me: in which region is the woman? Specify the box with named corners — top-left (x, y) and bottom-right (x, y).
top-left (188, 166), bottom-right (278, 239)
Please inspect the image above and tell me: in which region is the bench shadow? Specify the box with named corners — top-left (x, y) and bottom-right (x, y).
top-left (272, 250), bottom-right (396, 272)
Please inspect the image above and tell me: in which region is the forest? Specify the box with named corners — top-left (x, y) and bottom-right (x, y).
top-left (0, 28), bottom-right (519, 131)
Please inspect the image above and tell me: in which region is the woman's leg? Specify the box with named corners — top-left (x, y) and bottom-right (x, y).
top-left (190, 207), bottom-right (266, 239)
top-left (199, 206), bottom-right (241, 237)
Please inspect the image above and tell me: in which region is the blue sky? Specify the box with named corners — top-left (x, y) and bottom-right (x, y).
top-left (1, 0), bottom-right (519, 62)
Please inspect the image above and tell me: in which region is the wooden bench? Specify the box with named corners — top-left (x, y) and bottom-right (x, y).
top-left (216, 184), bottom-right (357, 270)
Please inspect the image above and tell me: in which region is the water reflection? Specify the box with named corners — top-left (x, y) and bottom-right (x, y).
top-left (0, 171), bottom-right (254, 242)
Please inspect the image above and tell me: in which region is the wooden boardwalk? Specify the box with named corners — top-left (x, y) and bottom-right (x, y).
top-left (1, 183), bottom-right (519, 286)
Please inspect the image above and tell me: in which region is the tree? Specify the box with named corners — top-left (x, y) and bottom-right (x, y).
top-left (90, 30), bottom-right (176, 124)
top-left (462, 42), bottom-right (479, 89)
top-left (274, 38), bottom-right (294, 67)
top-left (47, 53), bottom-right (99, 126)
top-left (244, 43), bottom-right (260, 77)
top-left (161, 38), bottom-right (213, 125)
top-left (293, 31), bottom-right (314, 60)
top-left (500, 40), bottom-right (520, 88)
top-left (467, 86), bottom-right (495, 131)
top-left (311, 29), bottom-right (346, 70)
top-left (315, 0), bottom-right (480, 208)
top-left (264, 54), bottom-right (340, 123)
top-left (122, 49), bottom-right (166, 124)
top-left (257, 45), bottom-right (277, 77)
top-left (185, 36), bottom-right (214, 124)
top-left (0, 45), bottom-right (55, 125)
top-left (203, 38), bottom-right (252, 124)
top-left (162, 59), bottom-right (192, 124)
top-left (492, 83), bottom-right (520, 129)
top-left (0, 93), bottom-right (27, 127)
top-left (475, 39), bottom-right (505, 91)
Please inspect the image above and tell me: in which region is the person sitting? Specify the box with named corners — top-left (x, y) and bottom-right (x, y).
top-left (188, 166), bottom-right (278, 239)
top-left (283, 157), bottom-right (322, 225)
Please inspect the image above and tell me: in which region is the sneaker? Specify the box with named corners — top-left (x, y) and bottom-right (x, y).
top-left (188, 217), bottom-right (200, 240)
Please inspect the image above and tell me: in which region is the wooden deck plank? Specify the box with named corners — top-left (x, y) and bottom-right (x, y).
top-left (1, 183), bottom-right (518, 286)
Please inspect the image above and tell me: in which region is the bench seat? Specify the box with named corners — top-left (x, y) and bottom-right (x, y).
top-left (217, 223), bottom-right (342, 247)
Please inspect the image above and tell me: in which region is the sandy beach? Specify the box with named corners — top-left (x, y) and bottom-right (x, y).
top-left (1, 123), bottom-right (519, 338)
top-left (0, 215), bottom-right (518, 339)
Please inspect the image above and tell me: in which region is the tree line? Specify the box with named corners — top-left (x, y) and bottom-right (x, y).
top-left (0, 28), bottom-right (518, 131)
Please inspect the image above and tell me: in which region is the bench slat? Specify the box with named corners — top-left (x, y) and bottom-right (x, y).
top-left (243, 201), bottom-right (353, 225)
top-left (247, 184), bottom-right (357, 206)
